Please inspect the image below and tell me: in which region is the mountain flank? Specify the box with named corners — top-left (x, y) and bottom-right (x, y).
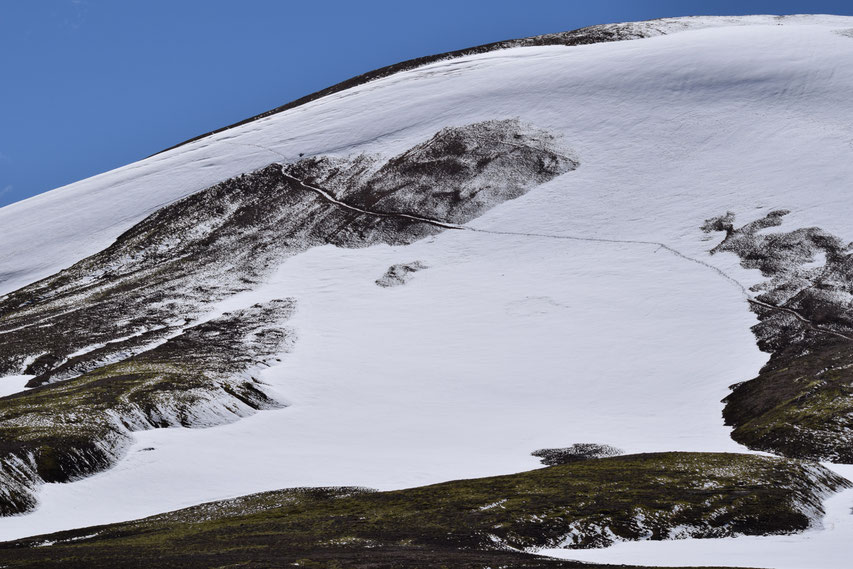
top-left (1, 452), bottom-right (843, 568)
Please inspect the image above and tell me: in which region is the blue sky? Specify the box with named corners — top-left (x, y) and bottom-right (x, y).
top-left (2, 0), bottom-right (853, 207)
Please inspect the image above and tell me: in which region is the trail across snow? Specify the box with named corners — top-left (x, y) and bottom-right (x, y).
top-left (280, 162), bottom-right (851, 344)
top-left (280, 170), bottom-right (463, 230)
top-left (747, 298), bottom-right (853, 342)
top-left (0, 217), bottom-right (767, 540)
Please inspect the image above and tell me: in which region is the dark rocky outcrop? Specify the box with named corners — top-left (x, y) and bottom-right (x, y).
top-left (0, 300), bottom-right (294, 515)
top-left (703, 210), bottom-right (853, 461)
top-left (376, 261), bottom-right (428, 287)
top-left (0, 119), bottom-right (574, 383)
top-left (532, 444), bottom-right (623, 465)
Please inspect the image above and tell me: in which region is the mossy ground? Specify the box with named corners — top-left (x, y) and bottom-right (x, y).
top-left (0, 302), bottom-right (293, 514)
top-left (724, 338), bottom-right (853, 462)
top-left (0, 452), bottom-right (840, 568)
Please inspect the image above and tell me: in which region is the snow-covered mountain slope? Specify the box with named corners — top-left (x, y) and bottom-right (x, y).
top-left (2, 14), bottom-right (853, 568)
top-left (3, 14), bottom-right (850, 298)
top-left (0, 119), bottom-right (575, 516)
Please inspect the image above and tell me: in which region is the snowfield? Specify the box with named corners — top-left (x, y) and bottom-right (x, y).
top-left (0, 376), bottom-right (30, 399)
top-left (2, 14), bottom-right (853, 568)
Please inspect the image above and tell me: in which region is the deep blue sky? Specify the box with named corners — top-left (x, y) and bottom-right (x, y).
top-left (2, 0), bottom-right (853, 207)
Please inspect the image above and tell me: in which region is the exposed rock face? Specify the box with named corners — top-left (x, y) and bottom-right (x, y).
top-left (375, 261), bottom-right (428, 288)
top-left (531, 444), bottom-right (623, 465)
top-left (0, 119), bottom-right (576, 515)
top-left (703, 211), bottom-right (853, 461)
top-left (0, 119), bottom-right (575, 383)
top-left (704, 210), bottom-right (853, 354)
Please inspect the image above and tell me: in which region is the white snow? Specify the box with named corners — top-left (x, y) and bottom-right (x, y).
top-left (2, 14), bottom-right (851, 298)
top-left (0, 376), bottom-right (32, 398)
top-left (1, 15), bottom-right (853, 568)
top-left (0, 232), bottom-right (764, 539)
